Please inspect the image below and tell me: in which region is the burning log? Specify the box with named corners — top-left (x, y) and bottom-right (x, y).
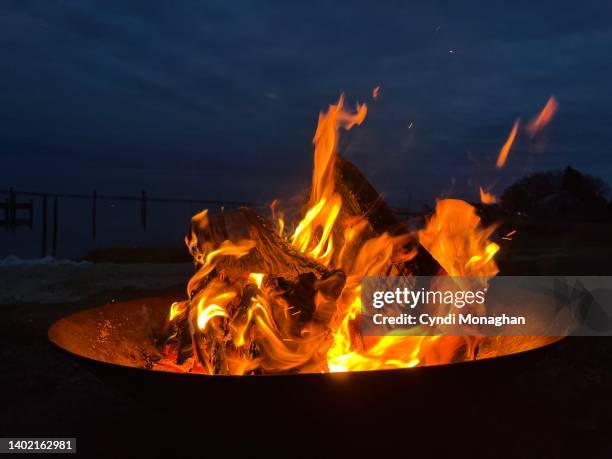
top-left (163, 207), bottom-right (347, 375)
top-left (331, 154), bottom-right (441, 276)
top-left (160, 94), bottom-right (503, 376)
top-left (163, 152), bottom-right (439, 374)
top-left (335, 154), bottom-right (404, 235)
top-left (193, 207), bottom-right (328, 281)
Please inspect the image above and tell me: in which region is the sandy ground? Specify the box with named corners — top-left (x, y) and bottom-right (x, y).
top-left (0, 264), bottom-right (192, 458)
top-left (0, 262), bottom-right (193, 304)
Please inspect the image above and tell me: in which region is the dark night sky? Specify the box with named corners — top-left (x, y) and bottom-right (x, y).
top-left (2, 0), bottom-right (612, 208)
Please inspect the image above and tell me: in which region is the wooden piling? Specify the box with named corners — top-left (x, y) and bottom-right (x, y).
top-left (141, 190), bottom-right (147, 230)
top-left (28, 199), bottom-right (33, 228)
top-left (92, 189), bottom-right (97, 239)
top-left (41, 194), bottom-right (47, 257)
top-left (8, 188), bottom-right (16, 232)
top-left (3, 197), bottom-right (8, 230)
top-left (52, 195), bottom-right (58, 256)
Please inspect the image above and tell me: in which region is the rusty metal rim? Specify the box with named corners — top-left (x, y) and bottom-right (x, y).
top-left (48, 297), bottom-right (565, 380)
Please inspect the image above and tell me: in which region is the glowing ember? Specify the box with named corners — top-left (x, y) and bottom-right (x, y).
top-left (496, 119), bottom-right (520, 169)
top-left (479, 187), bottom-right (498, 204)
top-left (502, 229), bottom-right (517, 241)
top-left (162, 94), bottom-right (505, 375)
top-left (527, 96), bottom-right (558, 137)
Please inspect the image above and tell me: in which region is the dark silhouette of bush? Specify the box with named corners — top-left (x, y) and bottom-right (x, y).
top-left (501, 167), bottom-right (611, 220)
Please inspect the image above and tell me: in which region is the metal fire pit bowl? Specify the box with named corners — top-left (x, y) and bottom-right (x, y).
top-left (48, 295), bottom-right (563, 442)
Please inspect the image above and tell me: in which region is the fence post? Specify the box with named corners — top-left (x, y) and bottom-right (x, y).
top-left (52, 195), bottom-right (58, 257)
top-left (8, 188), bottom-right (16, 232)
top-left (3, 196), bottom-right (8, 231)
top-left (41, 194), bottom-right (47, 258)
top-left (92, 189), bottom-right (97, 240)
top-left (28, 199), bottom-right (33, 228)
top-left (141, 190), bottom-right (147, 231)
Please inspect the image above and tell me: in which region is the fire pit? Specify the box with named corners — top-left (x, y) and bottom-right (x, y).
top-left (47, 294), bottom-right (561, 454)
top-left (48, 294), bottom-right (559, 376)
top-left (49, 94), bottom-right (561, 385)
top-left (48, 294), bottom-right (560, 421)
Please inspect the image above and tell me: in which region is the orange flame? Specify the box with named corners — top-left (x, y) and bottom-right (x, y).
top-left (418, 199), bottom-right (499, 277)
top-left (270, 199), bottom-right (285, 237)
top-left (479, 187), bottom-right (497, 204)
top-left (187, 238), bottom-right (256, 297)
top-left (197, 303), bottom-right (229, 331)
top-left (527, 96), bottom-right (558, 137)
top-left (496, 120), bottom-right (519, 169)
top-left (372, 86), bottom-right (380, 99)
top-left (290, 94), bottom-right (367, 266)
top-left (166, 94), bottom-right (504, 375)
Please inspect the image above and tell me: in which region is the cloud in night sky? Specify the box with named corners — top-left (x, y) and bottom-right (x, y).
top-left (1, 0), bottom-right (612, 206)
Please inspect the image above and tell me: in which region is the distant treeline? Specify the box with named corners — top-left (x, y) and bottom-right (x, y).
top-left (499, 166), bottom-right (612, 220)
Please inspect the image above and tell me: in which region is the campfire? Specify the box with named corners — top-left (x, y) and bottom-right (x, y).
top-left (156, 94), bottom-right (553, 376)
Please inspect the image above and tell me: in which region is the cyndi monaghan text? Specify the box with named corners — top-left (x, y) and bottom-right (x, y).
top-left (372, 313), bottom-right (526, 327)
